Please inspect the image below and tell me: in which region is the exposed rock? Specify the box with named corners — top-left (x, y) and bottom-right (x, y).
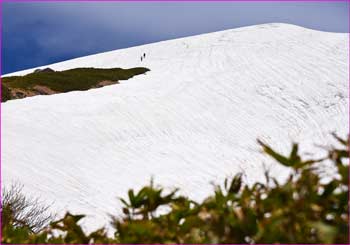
top-left (94, 80), bottom-right (119, 88)
top-left (10, 86), bottom-right (57, 99)
top-left (11, 88), bottom-right (36, 99)
top-left (33, 68), bottom-right (55, 73)
top-left (32, 85), bottom-right (56, 95)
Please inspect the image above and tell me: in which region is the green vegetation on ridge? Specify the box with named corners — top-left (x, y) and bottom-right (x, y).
top-left (1, 67), bottom-right (150, 102)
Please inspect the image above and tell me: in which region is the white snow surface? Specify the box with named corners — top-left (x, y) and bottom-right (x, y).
top-left (2, 23), bottom-right (349, 231)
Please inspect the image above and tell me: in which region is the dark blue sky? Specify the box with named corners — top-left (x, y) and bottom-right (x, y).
top-left (2, 1), bottom-right (349, 74)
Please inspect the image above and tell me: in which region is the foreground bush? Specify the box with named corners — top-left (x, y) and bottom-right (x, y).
top-left (1, 134), bottom-right (349, 243)
top-left (1, 184), bottom-right (55, 236)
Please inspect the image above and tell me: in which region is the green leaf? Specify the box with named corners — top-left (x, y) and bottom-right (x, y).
top-left (228, 174), bottom-right (242, 194)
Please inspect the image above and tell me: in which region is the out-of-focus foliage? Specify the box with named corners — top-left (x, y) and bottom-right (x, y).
top-left (2, 134), bottom-right (349, 244)
top-left (2, 184), bottom-right (55, 234)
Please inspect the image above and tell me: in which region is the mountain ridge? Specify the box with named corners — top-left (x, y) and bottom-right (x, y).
top-left (3, 23), bottom-right (347, 78)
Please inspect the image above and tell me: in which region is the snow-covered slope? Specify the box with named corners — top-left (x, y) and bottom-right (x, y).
top-left (2, 23), bottom-right (348, 230)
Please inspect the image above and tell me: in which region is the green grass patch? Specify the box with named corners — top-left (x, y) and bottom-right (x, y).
top-left (2, 67), bottom-right (150, 102)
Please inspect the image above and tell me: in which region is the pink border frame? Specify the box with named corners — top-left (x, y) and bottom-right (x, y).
top-left (0, 0), bottom-right (349, 244)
